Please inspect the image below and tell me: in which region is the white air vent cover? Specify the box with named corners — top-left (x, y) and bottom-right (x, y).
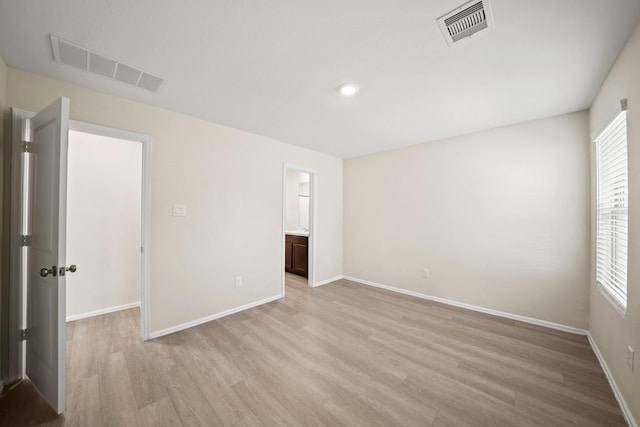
top-left (437, 0), bottom-right (494, 46)
top-left (50, 35), bottom-right (165, 93)
top-left (89, 53), bottom-right (117, 78)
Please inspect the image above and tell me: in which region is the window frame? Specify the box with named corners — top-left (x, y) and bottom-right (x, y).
top-left (593, 100), bottom-right (629, 315)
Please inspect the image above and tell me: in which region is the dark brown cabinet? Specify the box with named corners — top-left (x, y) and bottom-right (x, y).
top-left (285, 234), bottom-right (308, 277)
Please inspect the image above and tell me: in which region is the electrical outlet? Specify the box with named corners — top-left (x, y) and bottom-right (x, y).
top-left (628, 346), bottom-right (635, 371)
top-left (422, 268), bottom-right (429, 278)
top-left (235, 276), bottom-right (242, 288)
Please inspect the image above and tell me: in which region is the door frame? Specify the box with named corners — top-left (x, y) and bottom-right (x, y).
top-left (67, 120), bottom-right (152, 341)
top-left (8, 110), bottom-right (152, 382)
top-left (281, 164), bottom-right (316, 294)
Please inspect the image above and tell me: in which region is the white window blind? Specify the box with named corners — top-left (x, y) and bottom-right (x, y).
top-left (595, 105), bottom-right (628, 311)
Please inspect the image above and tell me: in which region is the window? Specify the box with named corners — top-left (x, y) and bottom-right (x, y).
top-left (595, 102), bottom-right (628, 312)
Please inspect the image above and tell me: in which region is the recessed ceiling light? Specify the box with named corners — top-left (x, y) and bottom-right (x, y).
top-left (337, 83), bottom-right (359, 97)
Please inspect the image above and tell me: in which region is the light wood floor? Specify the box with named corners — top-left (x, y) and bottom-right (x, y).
top-left (0, 274), bottom-right (627, 426)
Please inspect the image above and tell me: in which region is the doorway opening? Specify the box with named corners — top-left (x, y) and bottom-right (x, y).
top-left (7, 108), bottom-right (152, 392)
top-left (65, 130), bottom-right (142, 322)
top-left (282, 165), bottom-right (315, 294)
top-left (6, 99), bottom-right (153, 414)
top-left (66, 121), bottom-right (152, 341)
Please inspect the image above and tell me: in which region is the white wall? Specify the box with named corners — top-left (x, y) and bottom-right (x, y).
top-left (344, 111), bottom-right (591, 329)
top-left (6, 68), bottom-right (343, 334)
top-left (66, 130), bottom-right (141, 318)
top-left (589, 21), bottom-right (640, 424)
top-left (285, 170), bottom-right (309, 231)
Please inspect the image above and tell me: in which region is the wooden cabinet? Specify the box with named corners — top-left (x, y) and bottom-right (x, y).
top-left (285, 234), bottom-right (308, 277)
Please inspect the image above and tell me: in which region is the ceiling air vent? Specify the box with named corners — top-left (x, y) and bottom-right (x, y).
top-left (437, 0), bottom-right (495, 46)
top-left (50, 35), bottom-right (165, 93)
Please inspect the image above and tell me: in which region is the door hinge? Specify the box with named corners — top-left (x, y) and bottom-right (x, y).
top-left (22, 141), bottom-right (32, 153)
top-left (19, 329), bottom-right (32, 341)
top-left (19, 235), bottom-right (31, 247)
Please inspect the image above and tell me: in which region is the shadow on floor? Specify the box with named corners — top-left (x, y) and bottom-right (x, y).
top-left (0, 379), bottom-right (61, 426)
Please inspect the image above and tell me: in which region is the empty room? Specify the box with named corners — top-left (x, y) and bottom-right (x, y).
top-left (0, 0), bottom-right (639, 426)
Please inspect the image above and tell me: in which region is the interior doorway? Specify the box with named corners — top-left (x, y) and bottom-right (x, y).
top-left (7, 102), bottom-right (152, 414)
top-left (67, 120), bottom-right (152, 340)
top-left (282, 165), bottom-right (315, 294)
top-left (65, 130), bottom-right (142, 321)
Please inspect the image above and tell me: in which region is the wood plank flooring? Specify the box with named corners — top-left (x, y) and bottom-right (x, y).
top-left (0, 274), bottom-right (627, 426)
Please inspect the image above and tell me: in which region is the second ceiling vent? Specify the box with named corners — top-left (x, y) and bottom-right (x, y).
top-left (437, 0), bottom-right (495, 46)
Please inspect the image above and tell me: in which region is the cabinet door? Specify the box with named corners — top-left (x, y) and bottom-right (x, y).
top-left (291, 242), bottom-right (308, 277)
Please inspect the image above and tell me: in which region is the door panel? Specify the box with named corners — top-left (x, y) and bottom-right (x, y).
top-left (25, 97), bottom-right (69, 414)
top-left (291, 242), bottom-right (308, 277)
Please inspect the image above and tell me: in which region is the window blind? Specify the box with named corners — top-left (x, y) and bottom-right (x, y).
top-left (595, 108), bottom-right (628, 311)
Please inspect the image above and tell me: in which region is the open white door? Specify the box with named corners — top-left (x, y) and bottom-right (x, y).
top-left (23, 97), bottom-right (70, 414)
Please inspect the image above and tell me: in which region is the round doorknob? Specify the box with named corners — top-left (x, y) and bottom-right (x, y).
top-left (40, 266), bottom-right (57, 277)
top-left (66, 265), bottom-right (77, 273)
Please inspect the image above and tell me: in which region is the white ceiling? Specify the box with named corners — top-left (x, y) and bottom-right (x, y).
top-left (0, 1), bottom-right (639, 158)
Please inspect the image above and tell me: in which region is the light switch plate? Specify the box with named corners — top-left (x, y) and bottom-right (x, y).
top-left (172, 204), bottom-right (187, 217)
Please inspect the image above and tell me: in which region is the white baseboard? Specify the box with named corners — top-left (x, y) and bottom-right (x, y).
top-left (313, 275), bottom-right (344, 288)
top-left (342, 276), bottom-right (588, 336)
top-left (588, 333), bottom-right (638, 427)
top-left (66, 302), bottom-right (141, 322)
top-left (149, 294), bottom-right (283, 339)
